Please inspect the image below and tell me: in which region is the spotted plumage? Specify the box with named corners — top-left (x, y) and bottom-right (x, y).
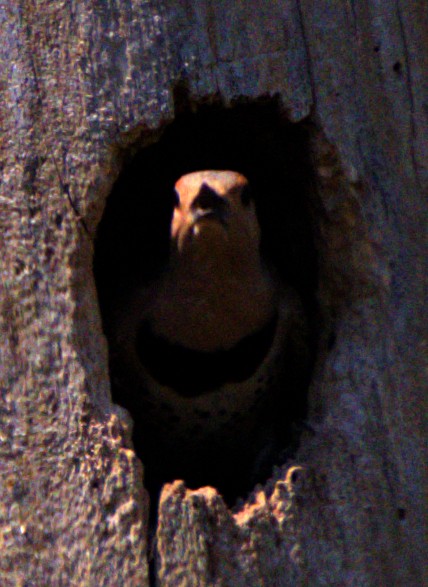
top-left (111, 171), bottom-right (308, 498)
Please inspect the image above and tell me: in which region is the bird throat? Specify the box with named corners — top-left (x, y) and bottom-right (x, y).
top-left (148, 248), bottom-right (277, 352)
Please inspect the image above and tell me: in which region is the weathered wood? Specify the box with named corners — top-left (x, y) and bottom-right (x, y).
top-left (1, 1), bottom-right (426, 585)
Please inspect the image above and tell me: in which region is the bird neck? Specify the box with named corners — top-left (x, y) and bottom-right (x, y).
top-left (149, 249), bottom-right (278, 352)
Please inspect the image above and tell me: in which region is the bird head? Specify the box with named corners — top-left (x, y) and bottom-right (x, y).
top-left (171, 171), bottom-right (260, 261)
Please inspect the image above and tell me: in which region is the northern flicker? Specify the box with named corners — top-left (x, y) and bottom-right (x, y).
top-left (110, 170), bottom-right (308, 499)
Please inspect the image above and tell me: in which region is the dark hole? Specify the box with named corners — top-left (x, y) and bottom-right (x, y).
top-left (373, 45), bottom-right (380, 53)
top-left (93, 98), bottom-right (317, 513)
top-left (327, 331), bottom-right (337, 350)
top-left (194, 410), bottom-right (211, 419)
top-left (14, 260), bottom-right (25, 276)
top-left (290, 469), bottom-right (300, 484)
top-left (397, 508), bottom-right (406, 520)
top-left (393, 61), bottom-right (402, 73)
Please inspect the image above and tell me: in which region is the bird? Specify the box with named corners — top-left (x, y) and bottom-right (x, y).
top-left (109, 170), bottom-right (308, 501)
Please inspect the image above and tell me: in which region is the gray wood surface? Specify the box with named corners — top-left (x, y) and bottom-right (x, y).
top-left (1, 2), bottom-right (426, 585)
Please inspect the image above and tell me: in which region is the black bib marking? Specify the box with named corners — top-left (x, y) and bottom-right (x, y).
top-left (136, 313), bottom-right (278, 397)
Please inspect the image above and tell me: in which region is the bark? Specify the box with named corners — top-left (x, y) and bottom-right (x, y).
top-left (1, 1), bottom-right (426, 586)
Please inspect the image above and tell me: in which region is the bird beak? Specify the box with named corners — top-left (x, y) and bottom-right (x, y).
top-left (189, 183), bottom-right (230, 227)
top-left (190, 206), bottom-right (229, 226)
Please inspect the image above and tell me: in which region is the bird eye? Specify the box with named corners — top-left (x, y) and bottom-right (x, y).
top-left (240, 184), bottom-right (252, 206)
top-left (173, 189), bottom-right (180, 208)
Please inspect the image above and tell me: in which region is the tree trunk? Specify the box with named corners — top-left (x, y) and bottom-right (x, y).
top-left (1, 2), bottom-right (426, 586)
